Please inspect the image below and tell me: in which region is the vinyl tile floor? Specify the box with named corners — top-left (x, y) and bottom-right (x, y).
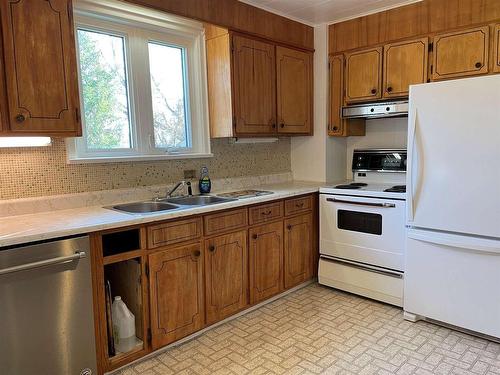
top-left (118, 283), bottom-right (500, 375)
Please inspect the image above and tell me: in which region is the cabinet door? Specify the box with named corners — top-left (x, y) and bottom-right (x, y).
top-left (284, 214), bottom-right (312, 289)
top-left (345, 47), bottom-right (382, 103)
top-left (205, 231), bottom-right (248, 325)
top-left (328, 54), bottom-right (345, 136)
top-left (432, 26), bottom-right (489, 80)
top-left (232, 35), bottom-right (276, 135)
top-left (249, 221), bottom-right (283, 304)
top-left (276, 46), bottom-right (312, 135)
top-left (494, 24), bottom-right (500, 73)
top-left (0, 0), bottom-right (81, 135)
top-left (148, 243), bottom-right (204, 349)
top-left (383, 38), bottom-right (428, 98)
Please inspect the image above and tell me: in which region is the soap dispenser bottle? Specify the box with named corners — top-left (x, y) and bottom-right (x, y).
top-left (199, 166), bottom-right (211, 194)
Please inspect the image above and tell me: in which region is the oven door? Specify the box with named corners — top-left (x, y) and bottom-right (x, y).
top-left (320, 193), bottom-right (406, 271)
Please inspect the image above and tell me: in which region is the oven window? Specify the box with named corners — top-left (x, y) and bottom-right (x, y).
top-left (337, 210), bottom-right (382, 235)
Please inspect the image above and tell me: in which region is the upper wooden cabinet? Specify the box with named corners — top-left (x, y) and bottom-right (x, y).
top-left (0, 0), bottom-right (81, 136)
top-left (148, 243), bottom-right (205, 349)
top-left (383, 38), bottom-right (428, 97)
top-left (276, 46), bottom-right (313, 135)
top-left (205, 25), bottom-right (314, 138)
top-left (204, 231), bottom-right (248, 325)
top-left (432, 26), bottom-right (489, 81)
top-left (494, 24), bottom-right (500, 73)
top-left (345, 47), bottom-right (383, 103)
top-left (232, 35), bottom-right (276, 135)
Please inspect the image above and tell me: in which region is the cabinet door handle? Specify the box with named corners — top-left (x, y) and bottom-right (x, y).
top-left (332, 126), bottom-right (339, 131)
top-left (193, 250), bottom-right (201, 257)
top-left (209, 245), bottom-right (215, 252)
top-left (271, 123), bottom-right (276, 129)
top-left (280, 123), bottom-right (285, 128)
top-left (252, 234), bottom-right (258, 240)
top-left (15, 114), bottom-right (25, 123)
top-left (475, 62), bottom-right (482, 69)
top-left (386, 86), bottom-right (393, 93)
top-left (371, 88), bottom-right (377, 95)
top-left (287, 224), bottom-right (292, 230)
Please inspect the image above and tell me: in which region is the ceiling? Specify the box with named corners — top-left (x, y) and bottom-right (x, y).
top-left (239, 0), bottom-right (422, 26)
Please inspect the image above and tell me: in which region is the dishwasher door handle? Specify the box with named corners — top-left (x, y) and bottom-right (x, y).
top-left (326, 197), bottom-right (396, 208)
top-left (0, 251), bottom-right (86, 276)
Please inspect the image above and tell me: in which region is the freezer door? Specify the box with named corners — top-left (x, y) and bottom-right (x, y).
top-left (404, 228), bottom-right (500, 338)
top-left (407, 75), bottom-right (500, 238)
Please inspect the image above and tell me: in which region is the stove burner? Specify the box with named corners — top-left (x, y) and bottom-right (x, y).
top-left (335, 184), bottom-right (362, 190)
top-left (349, 183), bottom-right (368, 187)
top-left (384, 185), bottom-right (406, 193)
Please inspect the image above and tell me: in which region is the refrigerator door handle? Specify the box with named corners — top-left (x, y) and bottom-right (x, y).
top-left (408, 108), bottom-right (421, 222)
top-left (408, 230), bottom-right (500, 255)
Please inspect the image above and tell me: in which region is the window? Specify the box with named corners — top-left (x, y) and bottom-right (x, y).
top-left (68, 0), bottom-right (210, 162)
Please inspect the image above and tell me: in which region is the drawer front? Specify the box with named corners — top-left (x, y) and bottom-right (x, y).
top-left (249, 201), bottom-right (283, 225)
top-left (148, 217), bottom-right (202, 249)
top-left (285, 195), bottom-right (313, 216)
top-left (204, 208), bottom-right (248, 236)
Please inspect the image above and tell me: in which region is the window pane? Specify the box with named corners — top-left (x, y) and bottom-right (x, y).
top-left (148, 42), bottom-right (189, 149)
top-left (77, 29), bottom-right (132, 149)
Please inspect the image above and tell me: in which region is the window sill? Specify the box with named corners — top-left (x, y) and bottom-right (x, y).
top-left (67, 153), bottom-right (214, 164)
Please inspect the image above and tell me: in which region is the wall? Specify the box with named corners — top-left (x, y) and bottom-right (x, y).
top-left (0, 138), bottom-right (291, 200)
top-left (291, 24), bottom-right (347, 183)
top-left (346, 118), bottom-right (408, 178)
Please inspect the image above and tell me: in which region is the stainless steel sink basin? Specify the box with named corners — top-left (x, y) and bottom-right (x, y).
top-left (111, 201), bottom-right (180, 214)
top-left (166, 195), bottom-right (235, 206)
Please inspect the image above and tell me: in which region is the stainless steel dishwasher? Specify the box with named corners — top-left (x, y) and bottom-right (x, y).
top-left (0, 236), bottom-right (97, 375)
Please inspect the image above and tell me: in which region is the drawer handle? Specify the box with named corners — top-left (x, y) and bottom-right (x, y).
top-left (252, 234), bottom-right (258, 240)
top-left (193, 250), bottom-right (201, 257)
top-left (209, 245), bottom-right (215, 252)
top-left (261, 210), bottom-right (272, 216)
top-left (295, 202), bottom-right (304, 208)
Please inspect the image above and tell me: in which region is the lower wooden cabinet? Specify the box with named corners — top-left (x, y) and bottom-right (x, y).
top-left (249, 221), bottom-right (284, 304)
top-left (148, 243), bottom-right (205, 349)
top-left (284, 214), bottom-right (312, 289)
top-left (205, 231), bottom-right (248, 324)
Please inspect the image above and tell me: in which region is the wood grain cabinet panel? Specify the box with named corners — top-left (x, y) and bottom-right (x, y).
top-left (383, 38), bottom-right (428, 97)
top-left (284, 214), bottom-right (312, 289)
top-left (432, 26), bottom-right (489, 80)
top-left (276, 46), bottom-right (313, 135)
top-left (205, 231), bottom-right (248, 324)
top-left (0, 0), bottom-right (81, 135)
top-left (249, 221), bottom-right (283, 304)
top-left (494, 24), bottom-right (500, 73)
top-left (328, 54), bottom-right (345, 136)
top-left (147, 218), bottom-right (202, 249)
top-left (148, 243), bottom-right (205, 349)
top-left (249, 201), bottom-right (283, 225)
top-left (204, 208), bottom-right (248, 237)
top-left (232, 35), bottom-right (276, 135)
top-left (345, 47), bottom-right (383, 103)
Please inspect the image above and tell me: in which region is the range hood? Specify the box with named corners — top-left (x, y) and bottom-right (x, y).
top-left (342, 100), bottom-right (408, 119)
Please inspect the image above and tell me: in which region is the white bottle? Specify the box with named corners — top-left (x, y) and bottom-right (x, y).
top-left (111, 296), bottom-right (136, 353)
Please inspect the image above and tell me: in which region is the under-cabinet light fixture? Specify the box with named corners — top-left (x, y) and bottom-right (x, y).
top-left (0, 137), bottom-right (52, 148)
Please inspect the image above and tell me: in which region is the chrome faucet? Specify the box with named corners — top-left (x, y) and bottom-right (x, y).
top-left (154, 180), bottom-right (193, 201)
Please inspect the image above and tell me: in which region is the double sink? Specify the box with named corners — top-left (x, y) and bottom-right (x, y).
top-left (110, 195), bottom-right (237, 214)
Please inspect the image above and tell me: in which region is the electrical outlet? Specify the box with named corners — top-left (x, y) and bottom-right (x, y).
top-left (183, 169), bottom-right (196, 179)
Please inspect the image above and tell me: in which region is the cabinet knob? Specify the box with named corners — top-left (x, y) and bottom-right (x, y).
top-left (386, 86), bottom-right (393, 93)
top-left (15, 114), bottom-right (25, 123)
top-left (252, 234), bottom-right (258, 240)
top-left (371, 88), bottom-right (377, 95)
top-left (332, 126), bottom-right (339, 131)
top-left (280, 123), bottom-right (285, 128)
top-left (475, 62), bottom-right (482, 69)
top-left (209, 245), bottom-right (215, 252)
top-left (271, 123), bottom-right (276, 129)
top-left (287, 224), bottom-right (292, 230)
top-left (193, 250), bottom-right (201, 257)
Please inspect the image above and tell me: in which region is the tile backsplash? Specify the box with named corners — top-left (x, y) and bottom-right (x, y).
top-left (0, 138), bottom-right (291, 200)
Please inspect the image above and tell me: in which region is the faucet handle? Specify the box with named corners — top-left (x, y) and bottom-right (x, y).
top-left (186, 181), bottom-right (193, 196)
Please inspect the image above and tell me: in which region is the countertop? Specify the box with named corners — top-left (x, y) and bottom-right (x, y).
top-left (0, 181), bottom-right (321, 248)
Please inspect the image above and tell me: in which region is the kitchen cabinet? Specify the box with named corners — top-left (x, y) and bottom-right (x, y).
top-left (0, 0), bottom-right (81, 136)
top-left (205, 25), bottom-right (314, 138)
top-left (204, 231), bottom-right (248, 325)
top-left (431, 26), bottom-right (489, 80)
top-left (276, 46), bottom-right (313, 135)
top-left (249, 221), bottom-right (284, 304)
top-left (284, 213), bottom-right (312, 289)
top-left (148, 243), bottom-right (205, 349)
top-left (383, 38), bottom-right (428, 97)
top-left (344, 47), bottom-right (383, 103)
top-left (328, 54), bottom-right (365, 137)
top-left (494, 24), bottom-right (500, 73)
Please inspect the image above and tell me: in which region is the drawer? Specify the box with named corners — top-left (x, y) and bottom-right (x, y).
top-left (204, 208), bottom-right (248, 236)
top-left (148, 217), bottom-right (202, 249)
top-left (285, 195), bottom-right (313, 216)
top-left (249, 201), bottom-right (283, 225)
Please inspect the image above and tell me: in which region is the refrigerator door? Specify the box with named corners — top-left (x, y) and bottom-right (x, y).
top-left (407, 75), bottom-right (500, 238)
top-left (404, 228), bottom-right (500, 338)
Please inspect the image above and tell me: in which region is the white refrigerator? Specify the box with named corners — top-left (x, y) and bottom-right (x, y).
top-left (404, 74), bottom-right (500, 338)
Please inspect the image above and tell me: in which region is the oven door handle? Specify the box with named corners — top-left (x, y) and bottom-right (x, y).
top-left (326, 197), bottom-right (396, 208)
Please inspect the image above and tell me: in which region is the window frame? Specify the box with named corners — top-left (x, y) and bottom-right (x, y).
top-left (67, 0), bottom-right (211, 163)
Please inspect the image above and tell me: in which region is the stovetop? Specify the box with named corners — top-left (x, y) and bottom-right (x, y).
top-left (320, 182), bottom-right (407, 200)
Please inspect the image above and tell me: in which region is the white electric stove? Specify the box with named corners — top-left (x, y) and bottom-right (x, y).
top-left (319, 149), bottom-right (407, 307)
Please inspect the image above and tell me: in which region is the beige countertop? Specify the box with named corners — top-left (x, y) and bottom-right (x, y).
top-left (0, 181), bottom-right (322, 248)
